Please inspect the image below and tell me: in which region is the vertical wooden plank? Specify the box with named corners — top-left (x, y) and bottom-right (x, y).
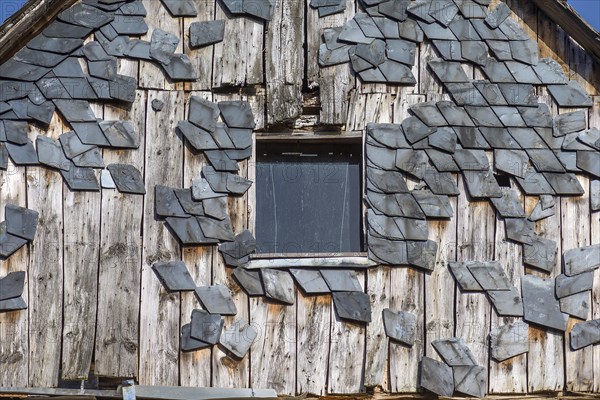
top-left (95, 91), bottom-right (146, 378)
top-left (212, 6), bottom-right (263, 87)
top-left (568, 39), bottom-right (599, 97)
top-left (184, 0), bottom-right (215, 91)
top-left (265, 0), bottom-right (304, 124)
top-left (364, 266), bottom-right (390, 389)
top-left (389, 268), bottom-right (425, 393)
top-left (179, 91), bottom-right (213, 387)
top-left (26, 115), bottom-right (63, 387)
top-left (139, 0), bottom-right (182, 90)
top-left (455, 176), bottom-right (494, 369)
top-left (0, 157), bottom-right (29, 387)
top-left (562, 175), bottom-right (593, 392)
top-left (138, 90), bottom-right (184, 386)
top-left (419, 43), bottom-right (443, 96)
top-left (296, 293), bottom-right (331, 395)
top-left (536, 7), bottom-right (569, 75)
top-left (61, 103), bottom-right (102, 380)
top-left (489, 190), bottom-right (527, 393)
top-left (328, 271), bottom-right (365, 394)
top-left (590, 98), bottom-right (600, 392)
top-left (306, 0), bottom-right (355, 125)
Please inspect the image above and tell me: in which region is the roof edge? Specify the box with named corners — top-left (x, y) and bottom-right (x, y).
top-left (531, 0), bottom-right (600, 64)
top-left (0, 0), bottom-right (78, 63)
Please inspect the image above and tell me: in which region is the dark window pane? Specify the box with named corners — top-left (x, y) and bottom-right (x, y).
top-left (255, 142), bottom-right (363, 254)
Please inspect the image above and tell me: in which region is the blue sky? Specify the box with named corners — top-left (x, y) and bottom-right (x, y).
top-left (0, 0), bottom-right (598, 32)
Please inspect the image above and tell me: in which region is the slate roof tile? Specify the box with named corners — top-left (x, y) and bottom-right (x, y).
top-left (155, 185), bottom-right (188, 217)
top-left (195, 285), bottom-right (237, 315)
top-left (428, 127), bottom-right (457, 152)
top-left (5, 140), bottom-right (39, 165)
top-left (456, 0), bottom-right (487, 18)
top-left (432, 337), bottom-right (478, 366)
top-left (368, 209), bottom-right (405, 239)
top-left (485, 2), bottom-right (510, 28)
top-left (165, 216), bottom-right (216, 245)
top-left (0, 271), bottom-right (26, 301)
top-left (395, 148), bottom-right (429, 179)
top-left (367, 167), bottom-right (409, 193)
top-left (14, 48), bottom-right (68, 68)
top-left (406, 240), bottom-right (437, 270)
top-left (505, 60), bottom-right (541, 84)
top-left (261, 269), bottom-right (295, 305)
top-left (27, 36), bottom-right (84, 54)
top-left (559, 291), bottom-right (589, 320)
top-left (152, 260), bottom-right (196, 292)
top-left (42, 21), bottom-right (94, 39)
top-left (509, 40), bottom-right (538, 65)
top-left (422, 169), bottom-right (460, 196)
top-left (486, 40), bottom-right (513, 61)
top-left (563, 244), bottom-right (600, 276)
top-left (487, 287), bottom-right (524, 316)
top-left (36, 136), bottom-right (70, 171)
top-left (436, 101), bottom-right (474, 126)
top-left (60, 163), bottom-right (100, 191)
top-left (532, 58), bottom-right (568, 84)
top-left (453, 365), bottom-right (486, 398)
top-left (448, 17), bottom-right (481, 40)
top-left (411, 190), bottom-right (454, 218)
top-left (0, 297), bottom-right (27, 312)
top-left (453, 126), bottom-right (491, 148)
top-left (426, 148), bottom-right (461, 172)
top-left (523, 236), bottom-right (556, 272)
top-left (460, 40), bottom-right (488, 65)
top-left (385, 39), bottom-right (417, 65)
top-left (53, 99), bottom-right (97, 122)
top-left (431, 40), bottom-right (463, 61)
top-left (420, 356), bottom-right (454, 397)
top-left (332, 291), bottom-right (372, 323)
top-left (180, 323), bottom-right (210, 352)
top-left (232, 267), bottom-right (263, 295)
top-left (498, 17), bottom-right (529, 41)
top-left (219, 319), bottom-right (257, 359)
top-left (428, 58), bottom-right (470, 83)
top-left (107, 163), bottom-right (145, 194)
top-left (490, 321), bottom-right (529, 362)
top-left (383, 308), bottom-right (416, 345)
top-left (190, 309), bottom-right (223, 344)
top-left (481, 59), bottom-right (515, 83)
top-left (368, 235), bottom-right (408, 265)
top-left (406, 0), bottom-right (435, 23)
top-left (197, 215), bottom-right (235, 242)
top-left (289, 269), bottom-right (330, 294)
top-left (569, 319), bottom-right (600, 350)
top-left (552, 110), bottom-right (587, 137)
top-left (463, 170), bottom-right (503, 198)
top-left (448, 261), bottom-right (483, 291)
top-left (378, 0), bottom-right (409, 21)
top-left (445, 82), bottom-right (488, 106)
top-left (547, 81), bottom-right (593, 107)
top-left (576, 151), bottom-right (600, 177)
top-left (521, 275), bottom-right (568, 331)
top-left (490, 190), bottom-right (525, 217)
top-left (417, 20), bottom-right (458, 40)
top-left (471, 19), bottom-right (507, 40)
top-left (161, 0), bottom-right (198, 16)
top-left (321, 269), bottom-right (363, 292)
top-left (99, 120), bottom-right (139, 148)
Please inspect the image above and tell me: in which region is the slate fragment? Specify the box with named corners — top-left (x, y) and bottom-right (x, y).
top-left (190, 309), bottom-right (223, 344)
top-left (320, 269), bottom-right (362, 292)
top-left (152, 260), bottom-right (196, 292)
top-left (332, 291), bottom-right (371, 323)
top-left (0, 297), bottom-right (27, 312)
top-left (150, 29), bottom-right (180, 65)
top-left (487, 287), bottom-right (524, 317)
top-left (382, 308), bottom-right (416, 346)
top-left (560, 291), bottom-right (589, 320)
top-left (290, 269), bottom-right (330, 295)
top-left (547, 81), bottom-right (594, 107)
top-left (419, 356), bottom-right (454, 397)
top-left (453, 365), bottom-right (486, 398)
top-left (521, 275), bottom-right (568, 331)
top-left (570, 319), bottom-right (600, 350)
top-left (448, 262), bottom-right (483, 291)
top-left (100, 121), bottom-right (139, 148)
top-left (220, 319), bottom-right (258, 359)
top-left (218, 101), bottom-right (255, 129)
top-left (522, 236), bottom-right (556, 272)
top-left (555, 272), bottom-right (594, 299)
top-left (151, 99), bottom-right (164, 112)
top-left (0, 271), bottom-right (26, 301)
top-left (5, 204), bottom-right (39, 241)
top-left (467, 261), bottom-right (512, 291)
top-left (36, 136), bottom-right (70, 171)
top-left (5, 141), bottom-right (38, 166)
top-left (432, 337), bottom-right (477, 366)
top-left (190, 20), bottom-right (225, 48)
top-left (261, 269), bottom-right (295, 305)
top-left (155, 185), bottom-right (188, 217)
top-left (563, 244), bottom-right (600, 276)
top-left (161, 0), bottom-right (198, 16)
top-left (107, 163), bottom-right (145, 194)
top-left (490, 321), bottom-right (529, 362)
top-left (180, 323), bottom-right (210, 352)
top-left (195, 285), bottom-right (237, 315)
top-left (60, 163), bottom-right (100, 191)
top-left (232, 267), bottom-right (263, 296)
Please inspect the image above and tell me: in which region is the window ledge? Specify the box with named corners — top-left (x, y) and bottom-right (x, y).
top-left (245, 256), bottom-right (377, 270)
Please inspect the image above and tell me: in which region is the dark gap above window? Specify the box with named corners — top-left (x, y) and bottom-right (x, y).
top-left (255, 141), bottom-right (364, 255)
top-left (494, 173), bottom-right (512, 188)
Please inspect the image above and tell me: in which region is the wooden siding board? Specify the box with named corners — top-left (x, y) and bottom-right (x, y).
top-left (138, 90), bottom-right (184, 386)
top-left (364, 266), bottom-right (390, 389)
top-left (184, 1), bottom-right (216, 91)
top-left (590, 98), bottom-right (600, 392)
top-left (26, 115), bottom-right (63, 387)
top-left (94, 92), bottom-right (146, 378)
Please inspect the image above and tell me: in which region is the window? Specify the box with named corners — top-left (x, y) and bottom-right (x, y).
top-left (255, 140), bottom-right (364, 255)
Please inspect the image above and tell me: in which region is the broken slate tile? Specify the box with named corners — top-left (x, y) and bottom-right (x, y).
top-left (155, 185), bottom-right (188, 217)
top-left (543, 172), bottom-right (584, 196)
top-left (5, 204), bottom-right (39, 241)
top-left (411, 190), bottom-right (453, 218)
top-left (553, 110), bottom-right (587, 137)
top-left (320, 269), bottom-right (362, 292)
top-left (570, 319), bottom-right (600, 350)
top-left (5, 141), bottom-right (38, 166)
top-left (560, 291), bottom-right (589, 320)
top-left (428, 58), bottom-right (470, 83)
top-left (0, 297), bottom-right (27, 312)
top-left (504, 217), bottom-right (534, 244)
top-left (218, 101), bottom-right (255, 129)
top-left (53, 100), bottom-right (96, 122)
top-left (521, 275), bottom-right (568, 331)
top-left (166, 216), bottom-right (217, 245)
top-left (532, 58), bottom-right (568, 84)
top-left (368, 235), bottom-right (408, 265)
top-left (547, 81), bottom-right (593, 108)
top-left (219, 230), bottom-right (255, 260)
top-left (99, 121), bottom-right (139, 149)
top-left (190, 309), bottom-right (223, 344)
top-left (197, 215), bottom-right (235, 241)
top-left (190, 20), bottom-right (225, 48)
top-left (555, 271), bottom-right (594, 299)
top-left (448, 262), bottom-right (484, 291)
top-left (383, 308), bottom-right (416, 346)
top-left (420, 356), bottom-right (454, 397)
top-left (161, 0), bottom-right (198, 16)
top-left (232, 267), bottom-right (263, 296)
top-left (290, 269), bottom-right (330, 294)
top-left (491, 190), bottom-right (526, 218)
top-left (467, 261), bottom-right (512, 291)
top-left (152, 260), bottom-right (196, 292)
top-left (220, 319), bottom-right (257, 359)
top-left (432, 337), bottom-right (478, 366)
top-left (0, 220), bottom-right (28, 258)
top-left (332, 291), bottom-right (371, 323)
top-left (490, 321), bottom-right (529, 362)
top-left (563, 244), bottom-right (600, 276)
top-left (453, 365), bottom-right (486, 398)
top-left (0, 271), bottom-right (26, 301)
top-left (36, 136), bottom-right (70, 171)
top-left (107, 163), bottom-right (145, 194)
top-left (180, 323), bottom-right (210, 352)
top-left (522, 236), bottom-right (556, 272)
top-left (261, 269), bottom-right (295, 305)
top-left (487, 287), bottom-right (524, 317)
top-left (195, 285), bottom-right (237, 315)
top-left (60, 131), bottom-right (95, 158)
top-left (406, 240), bottom-right (437, 271)
top-left (150, 29), bottom-right (180, 65)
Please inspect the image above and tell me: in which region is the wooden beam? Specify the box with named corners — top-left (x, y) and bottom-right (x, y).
top-left (0, 0), bottom-right (78, 63)
top-left (530, 0), bottom-right (600, 65)
top-left (246, 256), bottom-right (377, 269)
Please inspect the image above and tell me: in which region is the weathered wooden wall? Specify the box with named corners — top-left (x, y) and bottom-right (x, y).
top-left (0, 0), bottom-right (599, 396)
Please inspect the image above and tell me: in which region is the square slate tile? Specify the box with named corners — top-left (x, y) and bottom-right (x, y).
top-left (152, 260), bottom-right (196, 292)
top-left (521, 275), bottom-right (568, 331)
top-left (432, 337), bottom-right (478, 366)
top-left (107, 163), bottom-right (145, 194)
top-left (190, 309), bottom-right (223, 344)
top-left (332, 291), bottom-right (371, 323)
top-left (419, 356), bottom-right (454, 397)
top-left (383, 308), bottom-right (416, 346)
top-left (261, 269), bottom-right (295, 305)
top-left (570, 319), bottom-right (600, 350)
top-left (490, 321), bottom-right (529, 362)
top-left (195, 285), bottom-right (237, 315)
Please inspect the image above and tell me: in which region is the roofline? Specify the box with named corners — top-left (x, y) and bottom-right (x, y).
top-left (532, 0), bottom-right (600, 64)
top-left (0, 0), bottom-right (78, 63)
